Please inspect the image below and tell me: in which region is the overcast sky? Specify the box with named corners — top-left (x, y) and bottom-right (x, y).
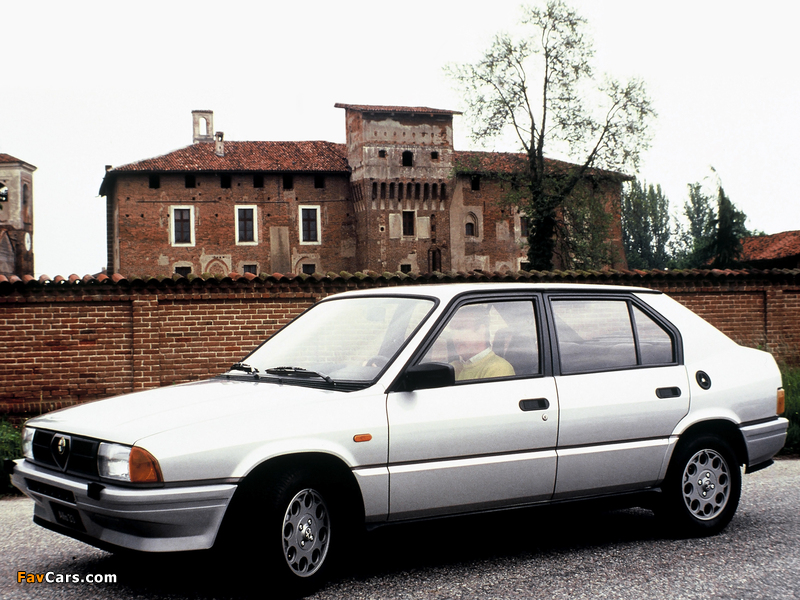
top-left (2, 0), bottom-right (797, 277)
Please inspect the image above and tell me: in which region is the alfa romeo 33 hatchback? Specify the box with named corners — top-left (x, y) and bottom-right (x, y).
top-left (12, 283), bottom-right (788, 590)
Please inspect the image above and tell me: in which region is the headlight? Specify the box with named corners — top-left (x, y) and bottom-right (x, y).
top-left (21, 427), bottom-right (35, 460)
top-left (98, 443), bottom-right (163, 483)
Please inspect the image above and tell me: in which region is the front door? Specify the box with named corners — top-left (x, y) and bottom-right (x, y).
top-left (386, 298), bottom-right (559, 520)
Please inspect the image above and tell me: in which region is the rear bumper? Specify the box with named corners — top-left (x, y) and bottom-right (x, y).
top-left (11, 459), bottom-right (236, 552)
top-left (740, 417), bottom-right (789, 468)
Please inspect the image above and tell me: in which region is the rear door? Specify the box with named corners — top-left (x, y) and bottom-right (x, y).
top-left (547, 294), bottom-right (690, 498)
top-left (386, 294), bottom-right (558, 520)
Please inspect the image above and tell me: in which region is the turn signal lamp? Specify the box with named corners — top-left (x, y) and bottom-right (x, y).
top-left (777, 388), bottom-right (785, 415)
top-left (129, 446), bottom-right (163, 483)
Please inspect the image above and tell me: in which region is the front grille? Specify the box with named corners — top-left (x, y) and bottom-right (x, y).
top-left (31, 429), bottom-right (100, 479)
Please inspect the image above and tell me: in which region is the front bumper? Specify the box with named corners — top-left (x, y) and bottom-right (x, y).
top-left (741, 417), bottom-right (789, 468)
top-left (11, 459), bottom-right (237, 552)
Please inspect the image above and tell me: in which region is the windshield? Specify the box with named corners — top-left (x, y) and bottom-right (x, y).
top-left (235, 295), bottom-right (435, 384)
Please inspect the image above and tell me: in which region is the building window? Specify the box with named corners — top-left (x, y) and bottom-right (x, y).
top-left (301, 263), bottom-right (316, 275)
top-left (0, 184), bottom-right (7, 202)
top-left (414, 183), bottom-right (421, 200)
top-left (466, 212), bottom-right (478, 237)
top-left (253, 174), bottom-right (264, 188)
top-left (283, 175), bottom-right (294, 190)
top-left (314, 175), bottom-right (325, 189)
top-left (402, 210), bottom-right (415, 236)
top-left (431, 151), bottom-right (439, 160)
top-left (299, 205), bottom-right (321, 244)
top-left (432, 184), bottom-right (438, 199)
top-left (170, 206), bottom-right (195, 246)
top-left (372, 182), bottom-right (378, 200)
top-left (174, 266), bottom-right (192, 277)
top-left (380, 182), bottom-right (386, 199)
top-left (236, 205), bottom-right (258, 244)
top-left (378, 149), bottom-right (387, 158)
top-left (398, 182), bottom-right (404, 201)
top-left (402, 151), bottom-right (413, 167)
top-left (389, 182), bottom-right (395, 199)
top-left (242, 264), bottom-right (258, 275)
top-left (400, 264), bottom-right (412, 274)
top-left (471, 175), bottom-right (481, 191)
top-left (221, 174), bottom-right (232, 188)
top-left (520, 216), bottom-right (531, 239)
top-left (148, 175), bottom-right (160, 189)
top-left (441, 183), bottom-right (447, 200)
top-left (423, 183), bottom-right (430, 201)
top-left (185, 174), bottom-right (196, 188)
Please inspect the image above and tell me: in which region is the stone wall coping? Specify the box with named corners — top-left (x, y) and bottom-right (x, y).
top-left (2, 268), bottom-right (800, 298)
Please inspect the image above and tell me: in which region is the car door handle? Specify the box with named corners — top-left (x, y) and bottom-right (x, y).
top-left (655, 387), bottom-right (682, 399)
top-left (519, 398), bottom-right (550, 411)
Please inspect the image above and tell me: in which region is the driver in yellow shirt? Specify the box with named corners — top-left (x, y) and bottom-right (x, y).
top-left (448, 304), bottom-right (515, 381)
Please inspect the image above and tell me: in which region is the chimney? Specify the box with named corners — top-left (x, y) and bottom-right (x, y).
top-left (192, 110), bottom-right (214, 144)
top-left (214, 131), bottom-right (225, 157)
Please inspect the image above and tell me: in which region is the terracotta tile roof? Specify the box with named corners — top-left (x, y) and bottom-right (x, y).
top-left (453, 151), bottom-right (631, 180)
top-left (0, 153), bottom-right (36, 169)
top-left (109, 141), bottom-right (349, 174)
top-left (741, 230), bottom-right (800, 262)
top-left (334, 103), bottom-right (462, 116)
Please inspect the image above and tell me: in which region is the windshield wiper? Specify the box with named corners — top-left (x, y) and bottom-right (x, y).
top-left (230, 362), bottom-right (259, 374)
top-left (265, 366), bottom-right (334, 384)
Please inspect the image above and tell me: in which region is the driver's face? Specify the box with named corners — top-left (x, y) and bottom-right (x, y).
top-left (450, 312), bottom-right (488, 360)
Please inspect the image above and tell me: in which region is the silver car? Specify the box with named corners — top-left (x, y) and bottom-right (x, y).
top-left (12, 283), bottom-right (788, 590)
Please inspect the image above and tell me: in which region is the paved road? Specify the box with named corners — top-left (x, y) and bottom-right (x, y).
top-left (2, 459), bottom-right (798, 600)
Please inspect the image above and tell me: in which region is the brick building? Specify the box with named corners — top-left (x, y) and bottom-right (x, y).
top-left (99, 105), bottom-right (627, 277)
top-left (0, 154), bottom-right (35, 277)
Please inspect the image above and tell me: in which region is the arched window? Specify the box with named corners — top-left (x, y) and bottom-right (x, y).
top-left (465, 212), bottom-right (478, 237)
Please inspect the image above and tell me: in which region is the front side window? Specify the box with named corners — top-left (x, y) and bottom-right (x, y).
top-left (171, 206), bottom-right (194, 246)
top-left (421, 300), bottom-right (540, 382)
top-left (299, 206), bottom-right (320, 244)
top-left (236, 206), bottom-right (258, 244)
top-left (552, 298), bottom-right (675, 374)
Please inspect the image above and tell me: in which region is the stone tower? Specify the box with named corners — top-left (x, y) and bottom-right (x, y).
top-left (0, 154), bottom-right (36, 277)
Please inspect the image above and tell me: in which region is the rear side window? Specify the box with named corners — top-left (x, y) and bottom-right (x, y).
top-left (552, 299), bottom-right (675, 374)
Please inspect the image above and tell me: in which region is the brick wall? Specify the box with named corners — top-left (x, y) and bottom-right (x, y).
top-left (2, 269), bottom-right (799, 419)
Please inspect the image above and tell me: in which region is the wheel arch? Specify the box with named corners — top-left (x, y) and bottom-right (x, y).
top-left (673, 419), bottom-right (748, 467)
top-left (215, 451), bottom-right (366, 548)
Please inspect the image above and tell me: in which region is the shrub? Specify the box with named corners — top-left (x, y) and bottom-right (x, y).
top-left (0, 419), bottom-right (23, 495)
top-left (781, 365), bottom-right (800, 455)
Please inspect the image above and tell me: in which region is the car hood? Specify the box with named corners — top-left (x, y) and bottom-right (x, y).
top-left (25, 378), bottom-right (341, 445)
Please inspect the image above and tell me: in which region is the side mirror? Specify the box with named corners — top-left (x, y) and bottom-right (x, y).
top-left (402, 362), bottom-right (455, 391)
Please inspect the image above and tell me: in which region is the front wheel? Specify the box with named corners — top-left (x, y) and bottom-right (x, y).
top-left (661, 435), bottom-right (742, 537)
top-left (280, 486), bottom-right (331, 579)
top-left (222, 469), bottom-right (339, 595)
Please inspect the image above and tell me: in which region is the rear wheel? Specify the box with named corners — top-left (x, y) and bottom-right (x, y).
top-left (661, 435), bottom-right (741, 536)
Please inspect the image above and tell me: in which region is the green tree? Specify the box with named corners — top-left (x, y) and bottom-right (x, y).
top-left (447, 0), bottom-right (655, 270)
top-left (621, 179), bottom-right (671, 269)
top-left (673, 176), bottom-right (750, 269)
top-left (709, 186), bottom-right (748, 268)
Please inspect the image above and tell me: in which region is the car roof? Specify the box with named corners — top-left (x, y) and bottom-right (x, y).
top-left (326, 282), bottom-right (659, 303)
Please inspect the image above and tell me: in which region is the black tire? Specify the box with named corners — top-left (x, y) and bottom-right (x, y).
top-left (221, 469), bottom-right (340, 596)
top-left (661, 434), bottom-right (741, 537)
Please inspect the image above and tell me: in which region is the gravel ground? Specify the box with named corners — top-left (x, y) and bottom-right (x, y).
top-left (2, 458), bottom-right (798, 600)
